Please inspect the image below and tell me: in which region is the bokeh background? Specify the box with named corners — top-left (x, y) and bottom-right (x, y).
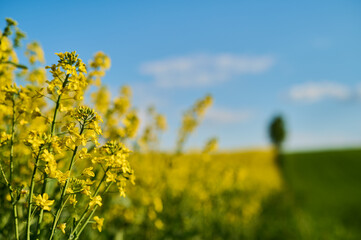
top-left (2, 1), bottom-right (361, 239)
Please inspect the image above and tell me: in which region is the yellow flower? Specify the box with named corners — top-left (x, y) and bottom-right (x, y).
top-left (90, 52), bottom-right (111, 70)
top-left (91, 86), bottom-right (110, 114)
top-left (155, 114), bottom-right (167, 131)
top-left (79, 147), bottom-right (88, 156)
top-left (92, 216), bottom-right (104, 232)
top-left (129, 174), bottom-right (136, 185)
top-left (123, 111), bottom-right (140, 138)
top-left (84, 178), bottom-right (95, 185)
top-left (0, 132), bottom-right (11, 146)
top-left (66, 187), bottom-right (74, 194)
top-left (57, 223), bottom-right (66, 234)
top-left (114, 96), bottom-right (130, 116)
top-left (69, 195), bottom-right (77, 207)
top-left (51, 139), bottom-right (62, 154)
top-left (41, 149), bottom-right (54, 162)
top-left (23, 131), bottom-right (45, 150)
top-left (75, 134), bottom-right (87, 146)
top-left (33, 193), bottom-right (54, 211)
top-left (28, 68), bottom-right (46, 84)
top-left (121, 85), bottom-right (131, 97)
top-left (31, 107), bottom-right (42, 119)
top-left (106, 171), bottom-right (116, 183)
top-left (44, 159), bottom-right (57, 178)
top-left (6, 194), bottom-right (11, 202)
top-left (89, 195), bottom-right (102, 208)
top-left (155, 219), bottom-right (164, 230)
top-left (25, 42), bottom-right (45, 64)
top-left (117, 180), bottom-right (127, 198)
top-left (78, 63), bottom-right (87, 74)
top-left (203, 138), bottom-right (218, 154)
top-left (19, 119), bottom-right (28, 126)
top-left (55, 170), bottom-right (70, 186)
top-left (82, 167), bottom-right (95, 178)
top-left (154, 198), bottom-right (163, 212)
top-left (89, 121), bottom-right (102, 135)
top-left (81, 185), bottom-right (91, 196)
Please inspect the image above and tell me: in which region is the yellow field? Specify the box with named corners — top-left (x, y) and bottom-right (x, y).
top-left (94, 149), bottom-right (283, 239)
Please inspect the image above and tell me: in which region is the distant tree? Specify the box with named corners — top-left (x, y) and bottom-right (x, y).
top-left (269, 115), bottom-right (286, 148)
top-left (268, 115), bottom-right (287, 168)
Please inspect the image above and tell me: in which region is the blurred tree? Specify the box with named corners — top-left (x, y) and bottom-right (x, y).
top-left (268, 115), bottom-right (287, 168)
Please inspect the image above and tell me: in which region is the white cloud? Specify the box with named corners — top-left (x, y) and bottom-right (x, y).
top-left (288, 81), bottom-right (351, 102)
top-left (131, 82), bottom-right (164, 107)
top-left (205, 107), bottom-right (252, 124)
top-left (140, 54), bottom-right (275, 87)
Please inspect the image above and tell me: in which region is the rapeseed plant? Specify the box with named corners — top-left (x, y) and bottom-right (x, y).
top-left (0, 18), bottom-right (135, 240)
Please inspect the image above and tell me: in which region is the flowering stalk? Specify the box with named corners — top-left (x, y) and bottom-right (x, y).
top-left (49, 123), bottom-right (85, 240)
top-left (69, 168), bottom-right (109, 238)
top-left (47, 195), bottom-right (70, 239)
top-left (50, 74), bottom-right (70, 135)
top-left (176, 95), bottom-right (213, 153)
top-left (73, 182), bottom-right (113, 240)
top-left (36, 73), bottom-right (70, 239)
top-left (0, 31), bottom-right (136, 238)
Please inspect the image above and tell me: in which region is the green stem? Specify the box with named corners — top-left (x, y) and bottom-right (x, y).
top-left (49, 123), bottom-right (85, 240)
top-left (50, 74), bottom-right (69, 135)
top-left (12, 199), bottom-right (19, 240)
top-left (0, 161), bottom-right (10, 188)
top-left (0, 160), bottom-right (19, 240)
top-left (68, 168), bottom-right (109, 239)
top-left (48, 195), bottom-right (70, 238)
top-left (0, 60), bottom-right (28, 69)
top-left (9, 95), bottom-right (15, 183)
top-left (8, 95), bottom-right (19, 240)
top-left (36, 74), bottom-right (70, 239)
top-left (26, 148), bottom-right (42, 240)
top-left (73, 183), bottom-right (113, 240)
top-left (93, 168), bottom-right (110, 197)
top-left (35, 181), bottom-right (46, 240)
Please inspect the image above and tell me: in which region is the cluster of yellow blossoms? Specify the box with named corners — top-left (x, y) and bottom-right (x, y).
top-left (138, 106), bottom-right (168, 151)
top-left (176, 94), bottom-right (213, 152)
top-left (0, 18), bottom-right (138, 240)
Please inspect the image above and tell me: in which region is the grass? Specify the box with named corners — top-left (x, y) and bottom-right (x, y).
top-left (282, 148), bottom-right (361, 239)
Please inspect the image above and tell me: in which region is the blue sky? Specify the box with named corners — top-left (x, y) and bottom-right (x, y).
top-left (2, 0), bottom-right (361, 151)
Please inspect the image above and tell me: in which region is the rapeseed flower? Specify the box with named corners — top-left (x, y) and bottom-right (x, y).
top-left (57, 223), bottom-right (66, 234)
top-left (33, 193), bottom-right (54, 211)
top-left (89, 195), bottom-right (102, 208)
top-left (92, 216), bottom-right (104, 232)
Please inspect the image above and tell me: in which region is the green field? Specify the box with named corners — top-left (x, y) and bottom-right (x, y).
top-left (269, 148), bottom-right (361, 240)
